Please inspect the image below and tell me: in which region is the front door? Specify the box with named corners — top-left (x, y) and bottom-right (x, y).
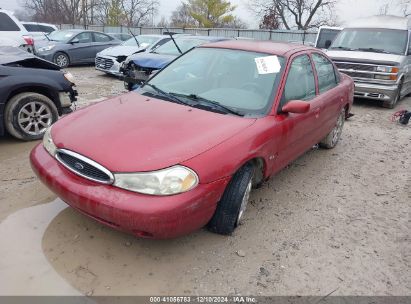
top-left (67, 32), bottom-right (94, 63)
top-left (271, 54), bottom-right (323, 173)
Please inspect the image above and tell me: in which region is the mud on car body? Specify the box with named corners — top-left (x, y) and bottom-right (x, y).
top-left (0, 46), bottom-right (77, 141)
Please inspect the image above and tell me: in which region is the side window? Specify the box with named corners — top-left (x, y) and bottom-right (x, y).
top-left (312, 53), bottom-right (338, 93)
top-left (75, 32), bottom-right (93, 43)
top-left (94, 32), bottom-right (112, 42)
top-left (408, 32), bottom-right (411, 55)
top-left (0, 12), bottom-right (20, 31)
top-left (281, 54), bottom-right (316, 107)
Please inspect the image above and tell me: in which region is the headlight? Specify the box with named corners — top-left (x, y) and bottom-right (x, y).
top-left (43, 126), bottom-right (57, 156)
top-left (113, 166), bottom-right (199, 195)
top-left (376, 66), bottom-right (399, 73)
top-left (64, 72), bottom-right (76, 84)
top-left (38, 45), bottom-right (55, 52)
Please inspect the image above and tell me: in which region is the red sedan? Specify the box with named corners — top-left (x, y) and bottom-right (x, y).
top-left (31, 41), bottom-right (354, 239)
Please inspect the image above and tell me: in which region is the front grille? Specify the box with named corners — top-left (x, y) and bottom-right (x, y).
top-left (343, 71), bottom-right (374, 79)
top-left (96, 57), bottom-right (114, 70)
top-left (56, 149), bottom-right (113, 184)
top-left (334, 62), bottom-right (377, 71)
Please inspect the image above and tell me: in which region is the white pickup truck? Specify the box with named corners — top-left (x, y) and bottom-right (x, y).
top-left (0, 9), bottom-right (35, 53)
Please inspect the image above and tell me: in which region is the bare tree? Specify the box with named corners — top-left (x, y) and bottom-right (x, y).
top-left (259, 7), bottom-right (281, 29)
top-left (170, 2), bottom-right (198, 27)
top-left (120, 0), bottom-right (159, 26)
top-left (249, 0), bottom-right (337, 30)
top-left (380, 0), bottom-right (411, 16)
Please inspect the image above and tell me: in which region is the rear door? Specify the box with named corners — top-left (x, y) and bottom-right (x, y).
top-left (271, 53), bottom-right (323, 170)
top-left (68, 32), bottom-right (94, 63)
top-left (92, 32), bottom-right (117, 55)
top-left (311, 52), bottom-right (342, 139)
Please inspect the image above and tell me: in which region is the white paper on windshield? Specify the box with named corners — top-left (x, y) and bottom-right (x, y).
top-left (255, 55), bottom-right (281, 74)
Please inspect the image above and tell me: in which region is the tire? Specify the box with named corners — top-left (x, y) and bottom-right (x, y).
top-left (319, 108), bottom-right (345, 149)
top-left (383, 81), bottom-right (403, 109)
top-left (4, 92), bottom-right (59, 141)
top-left (53, 52), bottom-right (70, 68)
top-left (208, 163), bottom-right (254, 235)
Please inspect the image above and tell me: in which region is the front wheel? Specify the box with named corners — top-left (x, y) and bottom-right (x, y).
top-left (319, 108), bottom-right (345, 149)
top-left (4, 92), bottom-right (59, 141)
top-left (383, 81), bottom-right (403, 109)
top-left (208, 163), bottom-right (254, 235)
top-left (53, 52), bottom-right (70, 68)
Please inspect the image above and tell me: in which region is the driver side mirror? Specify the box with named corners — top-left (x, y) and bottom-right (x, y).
top-left (282, 100), bottom-right (310, 114)
top-left (70, 38), bottom-right (79, 44)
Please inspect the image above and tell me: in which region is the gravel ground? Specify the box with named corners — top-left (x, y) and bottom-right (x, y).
top-left (0, 66), bottom-right (410, 296)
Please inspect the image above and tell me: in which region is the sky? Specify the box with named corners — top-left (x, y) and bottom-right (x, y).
top-left (0, 0), bottom-right (405, 29)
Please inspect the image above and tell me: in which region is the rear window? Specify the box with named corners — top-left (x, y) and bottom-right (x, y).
top-left (23, 24), bottom-right (40, 32)
top-left (39, 25), bottom-right (55, 33)
top-left (0, 12), bottom-right (20, 31)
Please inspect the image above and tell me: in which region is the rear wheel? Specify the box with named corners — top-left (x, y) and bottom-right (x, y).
top-left (53, 52), bottom-right (70, 68)
top-left (4, 92), bottom-right (58, 141)
top-left (208, 163), bottom-right (254, 235)
top-left (319, 108), bottom-right (345, 149)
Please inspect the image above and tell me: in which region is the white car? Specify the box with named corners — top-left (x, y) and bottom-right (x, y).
top-left (0, 9), bottom-right (34, 53)
top-left (21, 22), bottom-right (58, 41)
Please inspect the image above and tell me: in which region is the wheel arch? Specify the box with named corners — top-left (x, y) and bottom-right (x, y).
top-left (6, 86), bottom-right (62, 113)
top-left (234, 156), bottom-right (267, 188)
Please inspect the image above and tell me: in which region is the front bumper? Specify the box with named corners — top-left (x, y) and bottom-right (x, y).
top-left (36, 52), bottom-right (54, 62)
top-left (30, 144), bottom-right (230, 239)
top-left (353, 82), bottom-right (399, 101)
top-left (95, 56), bottom-right (123, 77)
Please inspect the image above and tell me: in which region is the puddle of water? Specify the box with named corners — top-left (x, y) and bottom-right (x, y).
top-left (0, 199), bottom-right (81, 295)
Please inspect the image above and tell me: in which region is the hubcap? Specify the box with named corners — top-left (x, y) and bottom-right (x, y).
top-left (17, 101), bottom-right (52, 136)
top-left (237, 179), bottom-right (253, 224)
top-left (56, 55), bottom-right (68, 67)
top-left (331, 112), bottom-right (344, 146)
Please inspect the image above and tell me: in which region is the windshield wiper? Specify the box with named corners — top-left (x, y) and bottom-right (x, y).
top-left (170, 93), bottom-right (244, 116)
top-left (143, 83), bottom-right (190, 106)
top-left (330, 46), bottom-right (355, 51)
top-left (356, 47), bottom-right (390, 54)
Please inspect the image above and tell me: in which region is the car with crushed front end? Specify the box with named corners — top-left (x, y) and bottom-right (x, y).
top-left (95, 34), bottom-right (172, 77)
top-left (30, 40), bottom-right (353, 239)
top-left (122, 35), bottom-right (229, 90)
top-left (0, 46), bottom-right (77, 141)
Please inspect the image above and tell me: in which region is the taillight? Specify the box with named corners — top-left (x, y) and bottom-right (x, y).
top-left (22, 35), bottom-right (34, 46)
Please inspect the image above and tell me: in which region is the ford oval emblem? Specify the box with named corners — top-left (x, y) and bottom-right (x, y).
top-left (74, 162), bottom-right (84, 170)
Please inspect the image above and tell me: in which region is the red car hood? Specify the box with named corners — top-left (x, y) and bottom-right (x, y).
top-left (52, 92), bottom-right (256, 172)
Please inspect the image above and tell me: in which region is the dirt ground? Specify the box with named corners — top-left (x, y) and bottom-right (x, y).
top-left (0, 66), bottom-right (410, 296)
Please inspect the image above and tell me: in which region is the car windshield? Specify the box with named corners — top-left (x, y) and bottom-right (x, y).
top-left (47, 30), bottom-right (76, 42)
top-left (123, 35), bottom-right (159, 47)
top-left (140, 48), bottom-right (285, 117)
top-left (154, 38), bottom-right (210, 56)
top-left (330, 28), bottom-right (408, 55)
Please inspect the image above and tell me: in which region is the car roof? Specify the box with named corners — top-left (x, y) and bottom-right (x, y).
top-left (199, 40), bottom-right (314, 56)
top-left (344, 15), bottom-right (411, 30)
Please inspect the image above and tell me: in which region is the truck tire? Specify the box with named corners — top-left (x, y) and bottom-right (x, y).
top-left (208, 163), bottom-right (254, 235)
top-left (4, 92), bottom-right (59, 141)
top-left (319, 108), bottom-right (345, 149)
top-left (383, 81), bottom-right (403, 109)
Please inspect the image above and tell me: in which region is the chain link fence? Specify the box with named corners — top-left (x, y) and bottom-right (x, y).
top-left (57, 24), bottom-right (318, 45)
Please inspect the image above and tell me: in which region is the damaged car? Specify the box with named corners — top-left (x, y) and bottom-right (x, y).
top-left (122, 35), bottom-right (229, 90)
top-left (31, 40), bottom-right (353, 239)
top-left (0, 46), bottom-right (77, 140)
top-left (95, 34), bottom-right (172, 77)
